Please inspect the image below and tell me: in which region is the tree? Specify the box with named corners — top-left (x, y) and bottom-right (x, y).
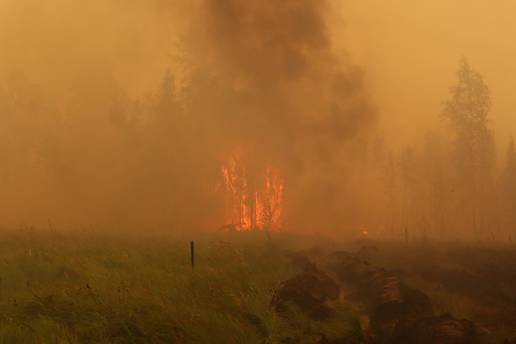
top-left (504, 137), bottom-right (516, 181)
top-left (423, 131), bottom-right (453, 239)
top-left (443, 59), bottom-right (495, 234)
top-left (500, 137), bottom-right (516, 234)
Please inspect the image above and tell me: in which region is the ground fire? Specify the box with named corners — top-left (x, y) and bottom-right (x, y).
top-left (221, 154), bottom-right (284, 231)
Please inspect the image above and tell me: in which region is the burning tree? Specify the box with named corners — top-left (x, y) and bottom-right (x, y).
top-left (221, 154), bottom-right (284, 231)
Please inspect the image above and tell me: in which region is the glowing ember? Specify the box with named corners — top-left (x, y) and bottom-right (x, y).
top-left (221, 155), bottom-right (284, 231)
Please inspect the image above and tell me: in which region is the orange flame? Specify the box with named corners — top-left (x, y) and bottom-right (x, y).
top-left (221, 155), bottom-right (284, 231)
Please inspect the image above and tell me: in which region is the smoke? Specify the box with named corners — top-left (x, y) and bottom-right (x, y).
top-left (171, 0), bottom-right (376, 232)
top-left (0, 0), bottom-right (376, 233)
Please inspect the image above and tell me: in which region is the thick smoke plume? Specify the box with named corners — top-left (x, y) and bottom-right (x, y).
top-left (0, 0), bottom-right (375, 234)
top-left (182, 0), bottom-right (376, 231)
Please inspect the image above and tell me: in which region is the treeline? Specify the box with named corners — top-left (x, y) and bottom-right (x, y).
top-left (371, 59), bottom-right (516, 242)
top-left (0, 70), bottom-right (225, 229)
top-left (0, 58), bottom-right (515, 240)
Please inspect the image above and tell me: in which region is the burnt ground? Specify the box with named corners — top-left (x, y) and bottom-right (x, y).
top-left (272, 241), bottom-right (516, 344)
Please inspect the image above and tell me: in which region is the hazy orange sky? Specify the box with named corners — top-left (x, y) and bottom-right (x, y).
top-left (338, 0), bottom-right (516, 145)
top-left (1, 0), bottom-right (514, 146)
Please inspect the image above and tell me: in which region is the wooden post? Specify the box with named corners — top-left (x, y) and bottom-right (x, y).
top-left (190, 241), bottom-right (195, 268)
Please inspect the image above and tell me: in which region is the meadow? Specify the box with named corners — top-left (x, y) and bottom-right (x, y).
top-left (0, 230), bottom-right (513, 343)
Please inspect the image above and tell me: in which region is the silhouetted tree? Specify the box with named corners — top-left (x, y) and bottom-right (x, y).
top-left (422, 131), bottom-right (453, 238)
top-left (500, 137), bottom-right (516, 233)
top-left (443, 59), bottom-right (495, 234)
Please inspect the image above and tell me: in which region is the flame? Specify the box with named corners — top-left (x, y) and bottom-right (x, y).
top-left (220, 154), bottom-right (284, 231)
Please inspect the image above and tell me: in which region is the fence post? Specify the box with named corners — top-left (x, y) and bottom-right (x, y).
top-left (190, 241), bottom-right (195, 268)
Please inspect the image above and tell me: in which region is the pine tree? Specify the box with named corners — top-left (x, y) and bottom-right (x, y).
top-left (443, 59), bottom-right (495, 234)
top-left (501, 137), bottom-right (516, 232)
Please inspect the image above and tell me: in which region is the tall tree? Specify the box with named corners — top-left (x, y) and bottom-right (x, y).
top-left (443, 59), bottom-right (495, 234)
top-left (423, 131), bottom-right (452, 239)
top-left (501, 137), bottom-right (516, 233)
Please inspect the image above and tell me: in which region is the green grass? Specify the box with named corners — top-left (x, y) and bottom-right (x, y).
top-left (0, 231), bottom-right (513, 343)
top-left (0, 230), bottom-right (359, 343)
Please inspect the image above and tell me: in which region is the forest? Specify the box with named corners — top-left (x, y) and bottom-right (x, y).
top-left (0, 56), bottom-right (513, 243)
top-left (0, 0), bottom-right (515, 343)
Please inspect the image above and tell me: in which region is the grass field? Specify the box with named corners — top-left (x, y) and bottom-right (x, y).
top-left (0, 230), bottom-right (513, 343)
top-left (0, 230), bottom-right (357, 343)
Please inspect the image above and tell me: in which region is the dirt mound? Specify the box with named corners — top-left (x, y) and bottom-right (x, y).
top-left (278, 248), bottom-right (486, 344)
top-left (369, 284), bottom-right (433, 339)
top-left (329, 250), bottom-right (438, 340)
top-left (391, 313), bottom-right (479, 344)
top-left (280, 332), bottom-right (351, 344)
top-left (330, 251), bottom-right (431, 308)
top-left (272, 255), bottom-right (340, 320)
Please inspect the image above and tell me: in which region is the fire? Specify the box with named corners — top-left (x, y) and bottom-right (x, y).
top-left (221, 154), bottom-right (284, 231)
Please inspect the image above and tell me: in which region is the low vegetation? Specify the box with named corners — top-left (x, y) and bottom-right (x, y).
top-left (0, 230), bottom-right (513, 343)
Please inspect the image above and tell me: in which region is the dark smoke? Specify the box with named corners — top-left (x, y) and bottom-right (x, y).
top-left (183, 0), bottom-right (376, 231)
top-left (0, 0), bottom-right (375, 234)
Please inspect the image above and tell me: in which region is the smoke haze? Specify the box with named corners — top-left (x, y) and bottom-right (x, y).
top-left (0, 0), bottom-right (375, 233)
top-left (0, 0), bottom-right (515, 239)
